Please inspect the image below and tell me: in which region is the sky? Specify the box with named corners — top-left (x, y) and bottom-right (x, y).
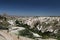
top-left (0, 0), bottom-right (60, 16)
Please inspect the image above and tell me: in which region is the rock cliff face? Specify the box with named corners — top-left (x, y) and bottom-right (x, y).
top-left (24, 17), bottom-right (60, 34)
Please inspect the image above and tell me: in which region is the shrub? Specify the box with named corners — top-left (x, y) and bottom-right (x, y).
top-left (18, 29), bottom-right (34, 38)
top-left (56, 30), bottom-right (60, 40)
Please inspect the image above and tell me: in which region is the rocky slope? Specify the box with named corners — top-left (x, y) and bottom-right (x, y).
top-left (0, 15), bottom-right (60, 40)
top-left (23, 17), bottom-right (60, 33)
